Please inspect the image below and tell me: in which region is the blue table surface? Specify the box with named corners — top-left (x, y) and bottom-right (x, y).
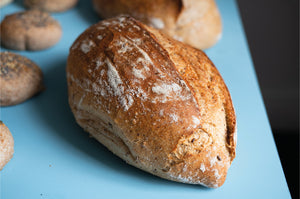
top-left (0, 0), bottom-right (291, 198)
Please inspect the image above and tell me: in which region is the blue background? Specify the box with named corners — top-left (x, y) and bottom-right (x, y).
top-left (0, 0), bottom-right (291, 198)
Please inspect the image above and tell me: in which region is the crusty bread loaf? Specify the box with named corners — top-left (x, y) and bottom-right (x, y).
top-left (92, 0), bottom-right (222, 49)
top-left (0, 121), bottom-right (14, 170)
top-left (67, 16), bottom-right (236, 188)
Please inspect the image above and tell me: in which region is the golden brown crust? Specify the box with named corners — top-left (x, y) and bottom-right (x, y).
top-left (0, 9), bottom-right (62, 51)
top-left (0, 52), bottom-right (44, 106)
top-left (92, 0), bottom-right (222, 49)
top-left (143, 25), bottom-right (236, 160)
top-left (24, 0), bottom-right (78, 12)
top-left (0, 121), bottom-right (14, 170)
top-left (67, 16), bottom-right (236, 188)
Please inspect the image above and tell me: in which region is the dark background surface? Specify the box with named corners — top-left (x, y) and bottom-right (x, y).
top-left (236, 0), bottom-right (299, 198)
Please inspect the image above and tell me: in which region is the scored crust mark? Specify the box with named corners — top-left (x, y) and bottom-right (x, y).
top-left (223, 92), bottom-right (237, 160)
top-left (173, 0), bottom-right (184, 21)
top-left (141, 24), bottom-right (236, 162)
top-left (67, 15), bottom-right (236, 188)
top-left (69, 15), bottom-right (199, 113)
top-left (138, 19), bottom-right (236, 186)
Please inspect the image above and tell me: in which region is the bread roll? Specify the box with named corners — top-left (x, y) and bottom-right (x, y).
top-left (0, 52), bottom-right (44, 106)
top-left (92, 0), bottom-right (222, 49)
top-left (67, 16), bottom-right (236, 188)
top-left (0, 121), bottom-right (14, 170)
top-left (0, 9), bottom-right (62, 51)
top-left (24, 0), bottom-right (78, 12)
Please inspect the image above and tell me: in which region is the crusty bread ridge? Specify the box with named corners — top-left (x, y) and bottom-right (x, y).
top-left (92, 0), bottom-right (222, 49)
top-left (67, 16), bottom-right (236, 188)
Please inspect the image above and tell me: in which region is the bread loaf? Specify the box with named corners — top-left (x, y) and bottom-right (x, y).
top-left (67, 16), bottom-right (236, 188)
top-left (92, 0), bottom-right (222, 49)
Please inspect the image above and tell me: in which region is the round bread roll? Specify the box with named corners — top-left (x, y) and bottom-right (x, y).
top-left (92, 0), bottom-right (222, 49)
top-left (0, 9), bottom-right (62, 51)
top-left (0, 52), bottom-right (44, 106)
top-left (24, 0), bottom-right (78, 12)
top-left (0, 121), bottom-right (14, 170)
top-left (67, 16), bottom-right (236, 188)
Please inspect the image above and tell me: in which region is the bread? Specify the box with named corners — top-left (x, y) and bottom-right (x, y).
top-left (24, 0), bottom-right (78, 12)
top-left (92, 0), bottom-right (222, 49)
top-left (0, 121), bottom-right (14, 170)
top-left (0, 52), bottom-right (44, 106)
top-left (67, 16), bottom-right (236, 188)
top-left (0, 0), bottom-right (13, 8)
top-left (0, 9), bottom-right (62, 51)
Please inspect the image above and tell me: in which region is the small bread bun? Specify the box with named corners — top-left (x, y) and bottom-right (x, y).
top-left (92, 0), bottom-right (222, 49)
top-left (67, 16), bottom-right (236, 188)
top-left (0, 0), bottom-right (13, 8)
top-left (0, 9), bottom-right (62, 51)
top-left (0, 52), bottom-right (44, 106)
top-left (24, 0), bottom-right (78, 12)
top-left (0, 121), bottom-right (14, 170)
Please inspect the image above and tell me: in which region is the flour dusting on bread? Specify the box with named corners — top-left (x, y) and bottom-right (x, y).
top-left (67, 15), bottom-right (236, 188)
top-left (80, 39), bottom-right (95, 53)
